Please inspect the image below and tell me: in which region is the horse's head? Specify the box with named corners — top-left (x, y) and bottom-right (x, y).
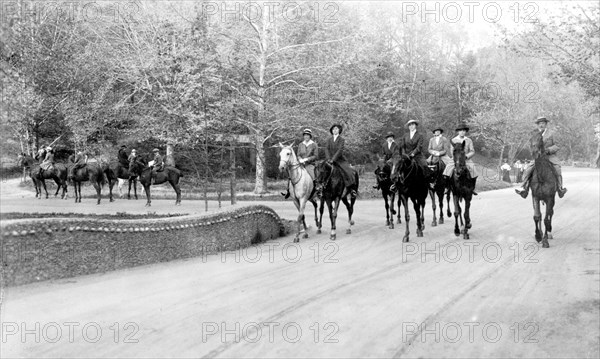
top-left (277, 143), bottom-right (296, 172)
top-left (452, 141), bottom-right (469, 176)
top-left (530, 130), bottom-right (545, 159)
top-left (314, 160), bottom-right (332, 192)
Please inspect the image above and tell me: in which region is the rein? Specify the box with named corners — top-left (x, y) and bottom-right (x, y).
top-left (282, 159), bottom-right (305, 186)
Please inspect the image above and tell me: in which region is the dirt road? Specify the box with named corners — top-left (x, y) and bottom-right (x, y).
top-left (1, 168), bottom-right (598, 358)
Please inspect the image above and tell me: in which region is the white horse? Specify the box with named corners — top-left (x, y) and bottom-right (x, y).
top-left (278, 144), bottom-right (324, 242)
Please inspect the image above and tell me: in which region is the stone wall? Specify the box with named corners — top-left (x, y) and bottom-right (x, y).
top-left (1, 205), bottom-right (284, 286)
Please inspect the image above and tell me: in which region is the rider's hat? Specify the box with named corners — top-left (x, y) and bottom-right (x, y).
top-left (432, 126), bottom-right (444, 134)
top-left (153, 148), bottom-right (160, 153)
top-left (120, 144), bottom-right (127, 148)
top-left (534, 116), bottom-right (548, 124)
top-left (302, 129), bottom-right (313, 138)
top-left (131, 149), bottom-right (137, 153)
top-left (329, 124), bottom-right (343, 135)
top-left (385, 131), bottom-right (395, 139)
top-left (405, 119), bottom-right (419, 127)
top-left (46, 146), bottom-right (52, 151)
top-left (455, 122), bottom-right (469, 131)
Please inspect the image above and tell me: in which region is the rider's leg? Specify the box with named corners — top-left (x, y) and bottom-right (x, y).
top-left (515, 163), bottom-right (534, 198)
top-left (554, 164), bottom-right (567, 198)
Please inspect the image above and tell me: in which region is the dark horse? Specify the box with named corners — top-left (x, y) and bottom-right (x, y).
top-left (374, 161), bottom-right (403, 228)
top-left (448, 141), bottom-right (477, 239)
top-left (104, 162), bottom-right (139, 202)
top-left (314, 161), bottom-right (358, 240)
top-left (529, 131), bottom-right (557, 248)
top-left (391, 154), bottom-right (429, 242)
top-left (70, 162), bottom-right (106, 204)
top-left (428, 161), bottom-right (449, 227)
top-left (30, 163), bottom-right (69, 199)
top-left (129, 157), bottom-right (183, 206)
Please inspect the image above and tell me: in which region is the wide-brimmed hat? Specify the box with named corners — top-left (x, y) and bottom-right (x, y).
top-left (432, 126), bottom-right (444, 134)
top-left (534, 116), bottom-right (549, 124)
top-left (330, 124), bottom-right (343, 134)
top-left (120, 144), bottom-right (127, 148)
top-left (131, 149), bottom-right (137, 153)
top-left (385, 131), bottom-right (395, 139)
top-left (302, 129), bottom-right (313, 138)
top-left (152, 148), bottom-right (160, 152)
top-left (455, 122), bottom-right (469, 131)
top-left (405, 119), bottom-right (419, 127)
top-left (46, 146), bottom-right (52, 151)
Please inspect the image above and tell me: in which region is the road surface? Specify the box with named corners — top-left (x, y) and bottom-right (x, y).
top-left (1, 167), bottom-right (599, 358)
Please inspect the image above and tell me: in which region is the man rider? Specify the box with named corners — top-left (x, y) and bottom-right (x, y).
top-left (151, 148), bottom-right (164, 185)
top-left (515, 116), bottom-right (567, 198)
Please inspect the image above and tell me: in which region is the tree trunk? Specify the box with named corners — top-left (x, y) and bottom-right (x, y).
top-left (253, 134), bottom-right (268, 194)
top-left (166, 143), bottom-right (175, 166)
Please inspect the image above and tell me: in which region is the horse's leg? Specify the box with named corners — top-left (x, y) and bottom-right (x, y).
top-left (168, 179), bottom-right (182, 205)
top-left (341, 196), bottom-right (353, 234)
top-left (78, 182), bottom-right (83, 203)
top-left (542, 197), bottom-right (554, 248)
top-left (127, 179), bottom-right (132, 200)
top-left (397, 192), bottom-right (403, 224)
top-left (429, 189), bottom-right (437, 227)
top-left (463, 198), bottom-right (471, 240)
top-left (453, 194), bottom-right (462, 236)
top-left (533, 197), bottom-right (542, 241)
top-left (383, 190), bottom-right (391, 227)
top-left (292, 198), bottom-right (302, 242)
top-left (41, 179), bottom-right (49, 199)
top-left (108, 178), bottom-right (116, 202)
top-left (144, 184), bottom-right (152, 207)
top-left (133, 179), bottom-right (138, 200)
top-left (402, 195), bottom-right (410, 242)
top-left (438, 190), bottom-right (444, 224)
top-left (446, 188), bottom-right (452, 218)
top-left (318, 198), bottom-right (325, 234)
top-left (299, 198), bottom-right (309, 240)
top-left (310, 199), bottom-right (320, 234)
top-left (389, 191), bottom-right (396, 229)
top-left (329, 197), bottom-right (341, 240)
top-left (413, 198), bottom-right (424, 237)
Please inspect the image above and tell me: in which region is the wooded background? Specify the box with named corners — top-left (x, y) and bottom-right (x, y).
top-left (2, 1), bottom-right (598, 193)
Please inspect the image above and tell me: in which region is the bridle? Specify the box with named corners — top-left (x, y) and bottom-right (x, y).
top-left (280, 150), bottom-right (305, 186)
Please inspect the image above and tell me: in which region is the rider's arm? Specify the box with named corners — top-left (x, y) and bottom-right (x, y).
top-left (465, 138), bottom-right (475, 159)
top-left (305, 143), bottom-right (317, 163)
top-left (428, 138), bottom-right (437, 156)
top-left (545, 134), bottom-right (559, 155)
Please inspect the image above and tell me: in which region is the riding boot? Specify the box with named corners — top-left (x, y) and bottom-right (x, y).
top-left (557, 175), bottom-right (567, 198)
top-left (515, 180), bottom-right (530, 199)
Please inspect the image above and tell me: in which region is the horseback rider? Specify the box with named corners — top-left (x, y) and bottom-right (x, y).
top-left (127, 149), bottom-right (138, 180)
top-left (427, 126), bottom-right (451, 167)
top-left (515, 116), bottom-right (567, 199)
top-left (35, 147), bottom-right (46, 163)
top-left (151, 148), bottom-right (164, 184)
top-left (373, 131), bottom-right (399, 190)
top-left (443, 123), bottom-right (476, 177)
top-left (324, 124), bottom-right (357, 198)
top-left (38, 146), bottom-right (55, 177)
top-left (68, 150), bottom-right (87, 180)
top-left (282, 129), bottom-right (319, 199)
top-left (118, 144), bottom-right (129, 169)
top-left (401, 119), bottom-right (433, 185)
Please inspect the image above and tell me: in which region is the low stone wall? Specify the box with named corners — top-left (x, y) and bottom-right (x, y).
top-left (1, 205), bottom-right (285, 286)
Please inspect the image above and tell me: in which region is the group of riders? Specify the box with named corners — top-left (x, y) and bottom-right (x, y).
top-left (32, 145), bottom-right (167, 185)
top-left (282, 116), bottom-right (568, 200)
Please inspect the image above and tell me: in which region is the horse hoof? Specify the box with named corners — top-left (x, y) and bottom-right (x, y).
top-left (350, 220), bottom-right (355, 225)
top-left (110, 198), bottom-right (115, 202)
top-left (417, 231), bottom-right (423, 237)
top-left (431, 221), bottom-right (437, 227)
top-left (330, 235), bottom-right (336, 241)
top-left (402, 236), bottom-right (409, 243)
top-left (542, 241), bottom-right (549, 248)
top-left (293, 237), bottom-right (300, 243)
top-left (464, 234), bottom-right (470, 240)
top-left (145, 203), bottom-right (151, 207)
top-left (535, 233), bottom-right (542, 242)
top-left (386, 220), bottom-right (390, 226)
top-left (302, 233), bottom-right (309, 239)
top-left (389, 223), bottom-right (394, 229)
top-left (317, 229), bottom-right (321, 234)
top-left (439, 218), bottom-right (444, 224)
top-left (346, 229), bottom-right (351, 234)
top-left (547, 233), bottom-right (553, 240)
